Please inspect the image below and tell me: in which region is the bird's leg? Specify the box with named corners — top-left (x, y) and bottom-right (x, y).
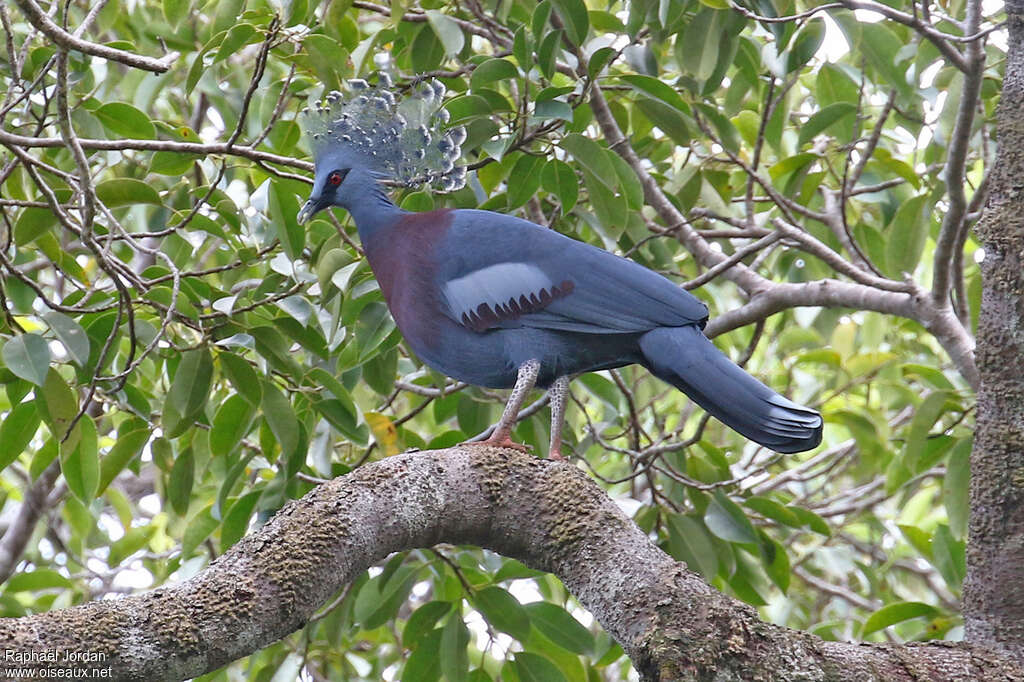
top-left (471, 359), bottom-right (540, 452)
top-left (547, 376), bottom-right (569, 460)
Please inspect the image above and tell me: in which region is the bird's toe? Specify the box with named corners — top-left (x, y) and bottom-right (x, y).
top-left (463, 436), bottom-right (533, 453)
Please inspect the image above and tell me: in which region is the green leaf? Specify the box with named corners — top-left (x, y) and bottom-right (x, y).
top-left (182, 505), bottom-right (219, 556)
top-left (634, 98), bottom-right (693, 146)
top-left (665, 513), bottom-right (718, 578)
top-left (472, 586), bottom-right (531, 641)
top-left (219, 351), bottom-right (262, 405)
top-left (3, 334), bottom-right (51, 386)
top-left (95, 179), bottom-right (161, 207)
top-left (403, 601), bottom-right (453, 648)
top-left (512, 26), bottom-right (531, 68)
top-left (93, 102), bottom-right (156, 139)
top-left (440, 614), bottom-right (470, 682)
top-left (354, 564), bottom-right (420, 629)
top-left (210, 394), bottom-right (258, 457)
top-left (536, 29), bottom-right (562, 81)
top-left (98, 427), bottom-right (149, 494)
top-left (0, 401), bottom-right (40, 470)
top-left (861, 601), bottom-right (941, 637)
top-left (151, 150), bottom-right (199, 176)
top-left (787, 506), bottom-right (831, 536)
top-left (426, 10), bottom-right (465, 56)
top-left (540, 159), bottom-right (578, 212)
top-left (5, 569), bottom-right (72, 592)
top-left (943, 437), bottom-right (971, 540)
top-left (167, 348), bottom-right (214, 422)
top-left (587, 46), bottom-right (616, 80)
top-left (744, 496), bottom-right (802, 528)
top-left (523, 602), bottom-right (594, 654)
top-left (679, 10), bottom-right (720, 80)
top-left (704, 490), bottom-right (758, 545)
top-left (619, 74), bottom-right (689, 114)
top-left (816, 62), bottom-right (859, 106)
top-left (261, 381), bottom-right (300, 460)
top-left (268, 181), bottom-right (304, 261)
top-left (471, 57), bottom-right (518, 90)
top-left (109, 524), bottom-right (157, 565)
top-left (902, 391), bottom-right (952, 473)
top-left (532, 1), bottom-right (552, 38)
top-left (221, 489), bottom-right (261, 550)
top-left (761, 535), bottom-right (791, 593)
top-left (798, 102), bottom-right (857, 146)
top-left (512, 652), bottom-right (567, 682)
top-left (533, 100), bottom-right (573, 122)
top-left (168, 447), bottom-right (194, 516)
top-left (62, 413), bottom-right (98, 503)
top-left (551, 0), bottom-right (589, 46)
top-left (214, 23), bottom-right (257, 63)
top-left (13, 207), bottom-right (56, 246)
top-left (577, 373), bottom-right (622, 410)
top-left (885, 194), bottom-right (931, 277)
top-left (35, 369), bottom-right (79, 449)
top-left (43, 311), bottom-right (90, 367)
top-left (560, 134), bottom-right (616, 192)
top-left (404, 627), bottom-right (443, 682)
top-left (163, 0), bottom-right (190, 27)
top-left (899, 524), bottom-right (933, 559)
top-left (931, 524), bottom-right (966, 589)
top-left (694, 103), bottom-right (741, 153)
top-left (507, 154), bottom-right (545, 210)
top-left (786, 18), bottom-right (825, 73)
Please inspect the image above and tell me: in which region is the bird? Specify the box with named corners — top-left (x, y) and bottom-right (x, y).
top-left (296, 77), bottom-right (822, 459)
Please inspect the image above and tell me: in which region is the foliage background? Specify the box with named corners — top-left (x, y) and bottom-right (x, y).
top-left (0, 0), bottom-right (1004, 679)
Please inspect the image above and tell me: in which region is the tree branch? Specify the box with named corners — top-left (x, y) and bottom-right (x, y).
top-left (1, 448), bottom-right (1018, 681)
top-left (704, 278), bottom-right (980, 389)
top-left (932, 0), bottom-right (985, 305)
top-left (0, 130), bottom-right (311, 173)
top-left (11, 0), bottom-right (177, 72)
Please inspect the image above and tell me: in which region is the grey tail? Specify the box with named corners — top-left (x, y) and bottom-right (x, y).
top-left (639, 326), bottom-right (822, 453)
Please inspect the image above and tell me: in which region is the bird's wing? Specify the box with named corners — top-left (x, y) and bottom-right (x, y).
top-left (437, 210), bottom-right (708, 334)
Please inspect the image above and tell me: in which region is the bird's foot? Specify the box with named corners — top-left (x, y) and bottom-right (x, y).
top-left (547, 448), bottom-right (566, 461)
top-left (462, 435), bottom-right (532, 453)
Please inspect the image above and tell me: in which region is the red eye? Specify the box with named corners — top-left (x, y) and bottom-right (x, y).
top-left (328, 171), bottom-right (344, 186)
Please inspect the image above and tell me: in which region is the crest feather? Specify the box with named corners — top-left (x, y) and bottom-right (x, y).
top-left (300, 77), bottom-right (467, 191)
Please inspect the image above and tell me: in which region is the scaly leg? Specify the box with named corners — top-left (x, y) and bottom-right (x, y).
top-left (469, 359), bottom-right (540, 452)
top-left (547, 376), bottom-right (569, 460)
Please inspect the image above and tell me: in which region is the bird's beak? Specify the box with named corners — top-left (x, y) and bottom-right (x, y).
top-left (296, 198), bottom-right (318, 225)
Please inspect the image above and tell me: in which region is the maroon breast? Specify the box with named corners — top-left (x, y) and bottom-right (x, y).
top-left (364, 209), bottom-right (454, 349)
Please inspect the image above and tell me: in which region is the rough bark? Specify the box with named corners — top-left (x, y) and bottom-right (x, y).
top-left (963, 0), bottom-right (1024, 661)
top-left (1, 447), bottom-right (1020, 682)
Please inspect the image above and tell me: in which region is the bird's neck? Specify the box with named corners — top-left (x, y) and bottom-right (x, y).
top-left (345, 176), bottom-right (405, 237)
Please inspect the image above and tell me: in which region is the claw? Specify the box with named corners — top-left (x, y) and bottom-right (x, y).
top-left (462, 436), bottom-right (532, 453)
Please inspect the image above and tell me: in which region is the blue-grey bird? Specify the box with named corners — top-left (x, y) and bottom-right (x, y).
top-left (297, 78), bottom-right (822, 458)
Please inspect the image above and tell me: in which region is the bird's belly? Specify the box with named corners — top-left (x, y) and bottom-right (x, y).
top-left (404, 324), bottom-right (644, 389)
top-left (390, 309), bottom-right (519, 388)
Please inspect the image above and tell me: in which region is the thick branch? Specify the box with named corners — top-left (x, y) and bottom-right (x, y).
top-left (964, 1), bottom-right (1024, 661)
top-left (1, 448), bottom-right (1019, 681)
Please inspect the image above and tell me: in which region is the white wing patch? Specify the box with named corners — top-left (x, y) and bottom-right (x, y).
top-left (443, 262), bottom-right (575, 331)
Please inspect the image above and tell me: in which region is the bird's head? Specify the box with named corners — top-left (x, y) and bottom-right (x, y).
top-left (296, 77), bottom-right (467, 224)
top-left (296, 156), bottom-right (372, 224)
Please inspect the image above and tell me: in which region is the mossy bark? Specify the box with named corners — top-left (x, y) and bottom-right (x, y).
top-left (1, 447), bottom-right (1021, 681)
top-left (963, 0), bottom-right (1024, 661)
